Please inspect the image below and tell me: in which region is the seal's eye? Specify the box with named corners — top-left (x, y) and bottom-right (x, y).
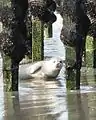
top-left (60, 60), bottom-right (62, 63)
top-left (53, 60), bottom-right (56, 63)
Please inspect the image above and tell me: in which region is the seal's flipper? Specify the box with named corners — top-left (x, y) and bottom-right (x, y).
top-left (30, 61), bottom-right (43, 74)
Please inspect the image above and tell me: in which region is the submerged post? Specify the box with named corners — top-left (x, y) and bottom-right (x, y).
top-left (93, 35), bottom-right (96, 68)
top-left (44, 24), bottom-right (53, 38)
top-left (76, 69), bottom-right (80, 89)
top-left (66, 47), bottom-right (76, 90)
top-left (32, 17), bottom-right (44, 62)
top-left (3, 55), bottom-right (12, 91)
top-left (66, 69), bottom-right (76, 90)
top-left (11, 60), bottom-right (19, 91)
top-left (3, 55), bottom-right (19, 91)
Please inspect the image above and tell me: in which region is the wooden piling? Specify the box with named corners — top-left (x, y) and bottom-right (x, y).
top-left (44, 24), bottom-right (53, 38)
top-left (11, 60), bottom-right (19, 91)
top-left (93, 36), bottom-right (96, 68)
top-left (3, 54), bottom-right (12, 91)
top-left (32, 17), bottom-right (44, 62)
top-left (65, 46), bottom-right (81, 90)
top-left (76, 69), bottom-right (80, 89)
top-left (66, 69), bottom-right (76, 90)
top-left (2, 54), bottom-right (19, 91)
top-left (66, 47), bottom-right (76, 90)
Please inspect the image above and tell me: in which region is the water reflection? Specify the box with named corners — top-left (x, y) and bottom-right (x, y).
top-left (19, 76), bottom-right (67, 120)
top-left (1, 74), bottom-right (66, 120)
top-left (3, 92), bottom-right (21, 120)
top-left (1, 82), bottom-right (66, 120)
top-left (1, 84), bottom-right (96, 120)
top-left (67, 91), bottom-right (96, 120)
top-left (67, 92), bottom-right (89, 120)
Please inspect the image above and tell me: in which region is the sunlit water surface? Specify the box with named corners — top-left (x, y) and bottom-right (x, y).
top-left (0, 13), bottom-right (96, 120)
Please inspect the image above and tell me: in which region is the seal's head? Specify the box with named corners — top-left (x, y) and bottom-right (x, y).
top-left (41, 57), bottom-right (63, 78)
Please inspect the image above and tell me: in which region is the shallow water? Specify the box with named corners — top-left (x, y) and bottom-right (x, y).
top-left (0, 13), bottom-right (96, 120)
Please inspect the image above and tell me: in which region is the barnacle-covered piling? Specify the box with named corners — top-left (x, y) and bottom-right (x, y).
top-left (44, 24), bottom-right (53, 38)
top-left (32, 17), bottom-right (44, 62)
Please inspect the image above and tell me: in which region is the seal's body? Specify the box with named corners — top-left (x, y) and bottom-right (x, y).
top-left (19, 57), bottom-right (63, 80)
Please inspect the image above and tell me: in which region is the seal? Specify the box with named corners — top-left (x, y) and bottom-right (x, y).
top-left (19, 57), bottom-right (63, 80)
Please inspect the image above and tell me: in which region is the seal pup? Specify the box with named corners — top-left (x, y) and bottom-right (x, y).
top-left (19, 57), bottom-right (63, 80)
